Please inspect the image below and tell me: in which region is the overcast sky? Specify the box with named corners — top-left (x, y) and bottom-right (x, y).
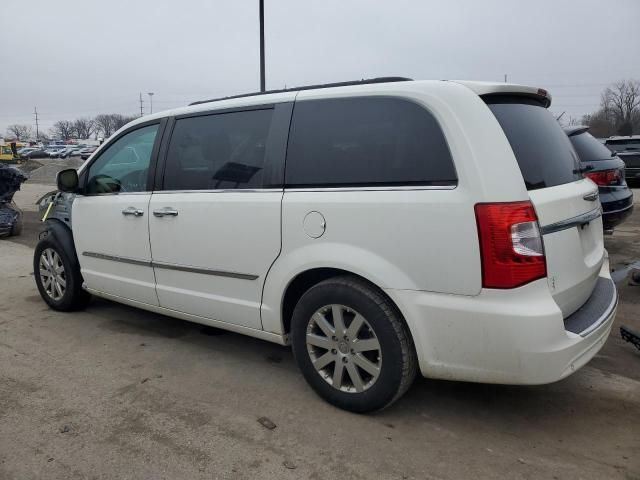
top-left (1, 0), bottom-right (639, 136)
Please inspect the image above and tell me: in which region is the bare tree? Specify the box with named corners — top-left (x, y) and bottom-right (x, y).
top-left (602, 80), bottom-right (640, 135)
top-left (6, 124), bottom-right (33, 141)
top-left (51, 120), bottom-right (75, 140)
top-left (94, 113), bottom-right (137, 138)
top-left (73, 117), bottom-right (95, 139)
top-left (94, 114), bottom-right (118, 137)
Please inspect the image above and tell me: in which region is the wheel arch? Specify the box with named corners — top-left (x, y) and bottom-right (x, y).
top-left (39, 219), bottom-right (81, 272)
top-left (277, 267), bottom-right (413, 345)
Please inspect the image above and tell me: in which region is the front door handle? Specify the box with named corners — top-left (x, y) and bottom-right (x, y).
top-left (122, 207), bottom-right (144, 217)
top-left (153, 207), bottom-right (179, 217)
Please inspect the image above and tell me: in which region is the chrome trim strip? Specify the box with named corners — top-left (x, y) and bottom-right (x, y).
top-left (578, 283), bottom-right (618, 337)
top-left (82, 251), bottom-right (151, 267)
top-left (603, 203), bottom-right (634, 216)
top-left (285, 185), bottom-right (457, 192)
top-left (152, 261), bottom-right (258, 280)
top-left (82, 251), bottom-right (258, 280)
top-left (151, 188), bottom-right (281, 194)
top-left (540, 208), bottom-right (602, 235)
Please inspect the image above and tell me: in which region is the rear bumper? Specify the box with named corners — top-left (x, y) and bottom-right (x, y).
top-left (600, 188), bottom-right (634, 229)
top-left (386, 257), bottom-right (616, 385)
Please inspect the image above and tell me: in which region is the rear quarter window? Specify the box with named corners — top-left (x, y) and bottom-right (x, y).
top-left (486, 97), bottom-right (581, 190)
top-left (285, 96), bottom-right (456, 187)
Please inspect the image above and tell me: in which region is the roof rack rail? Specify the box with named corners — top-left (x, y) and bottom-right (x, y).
top-left (189, 77), bottom-right (413, 106)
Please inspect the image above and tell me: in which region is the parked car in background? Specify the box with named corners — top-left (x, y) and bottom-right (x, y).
top-left (21, 148), bottom-right (49, 159)
top-left (618, 151), bottom-right (640, 186)
top-left (565, 127), bottom-right (634, 231)
top-left (79, 146), bottom-right (97, 160)
top-left (605, 135), bottom-right (640, 153)
top-left (46, 145), bottom-right (67, 158)
top-left (17, 147), bottom-right (36, 156)
top-left (36, 78), bottom-right (617, 412)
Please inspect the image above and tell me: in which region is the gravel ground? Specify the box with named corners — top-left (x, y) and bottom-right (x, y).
top-left (0, 183), bottom-right (638, 480)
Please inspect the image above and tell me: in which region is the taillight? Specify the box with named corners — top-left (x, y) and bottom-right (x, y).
top-left (475, 201), bottom-right (546, 289)
top-left (585, 169), bottom-right (620, 186)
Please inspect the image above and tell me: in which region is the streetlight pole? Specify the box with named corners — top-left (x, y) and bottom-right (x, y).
top-left (259, 0), bottom-right (265, 92)
top-left (147, 92), bottom-right (154, 114)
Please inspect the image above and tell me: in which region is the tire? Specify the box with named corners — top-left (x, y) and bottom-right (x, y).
top-left (291, 275), bottom-right (417, 413)
top-left (33, 237), bottom-right (91, 311)
top-left (9, 206), bottom-right (22, 237)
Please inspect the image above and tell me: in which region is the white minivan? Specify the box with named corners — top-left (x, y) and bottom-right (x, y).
top-left (35, 78), bottom-right (617, 412)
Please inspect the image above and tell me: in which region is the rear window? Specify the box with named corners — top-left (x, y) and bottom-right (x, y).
top-left (285, 97), bottom-right (456, 188)
top-left (486, 97), bottom-right (581, 190)
top-left (605, 138), bottom-right (640, 153)
top-left (568, 131), bottom-right (614, 162)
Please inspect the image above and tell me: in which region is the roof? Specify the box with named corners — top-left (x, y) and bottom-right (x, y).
top-left (606, 135), bottom-right (640, 141)
top-left (118, 78), bottom-right (553, 134)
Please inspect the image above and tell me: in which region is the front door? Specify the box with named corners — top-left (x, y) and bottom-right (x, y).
top-left (149, 104), bottom-right (290, 329)
top-left (73, 123), bottom-right (162, 305)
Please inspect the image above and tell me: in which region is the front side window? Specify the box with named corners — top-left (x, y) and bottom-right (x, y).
top-left (164, 109), bottom-right (273, 190)
top-left (285, 97), bottom-right (456, 187)
top-left (86, 124), bottom-right (158, 194)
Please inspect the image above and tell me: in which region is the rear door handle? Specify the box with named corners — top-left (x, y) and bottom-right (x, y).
top-left (122, 207), bottom-right (144, 217)
top-left (153, 207), bottom-right (179, 217)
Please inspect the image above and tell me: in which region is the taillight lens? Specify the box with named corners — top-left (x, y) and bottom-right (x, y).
top-left (475, 202), bottom-right (546, 289)
top-left (585, 169), bottom-right (620, 186)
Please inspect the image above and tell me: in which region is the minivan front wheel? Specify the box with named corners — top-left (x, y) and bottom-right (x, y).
top-left (291, 276), bottom-right (417, 412)
top-left (34, 239), bottom-right (91, 311)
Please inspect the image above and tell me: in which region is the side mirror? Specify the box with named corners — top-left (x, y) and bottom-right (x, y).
top-left (57, 168), bottom-right (79, 192)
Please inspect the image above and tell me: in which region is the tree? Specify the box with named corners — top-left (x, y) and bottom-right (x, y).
top-left (6, 124), bottom-right (33, 141)
top-left (94, 113), bottom-right (137, 137)
top-left (601, 80), bottom-right (640, 135)
top-left (94, 114), bottom-right (118, 137)
top-left (73, 117), bottom-right (95, 139)
top-left (51, 120), bottom-right (75, 140)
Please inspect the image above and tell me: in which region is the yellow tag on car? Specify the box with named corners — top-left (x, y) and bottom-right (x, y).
top-left (42, 202), bottom-right (54, 222)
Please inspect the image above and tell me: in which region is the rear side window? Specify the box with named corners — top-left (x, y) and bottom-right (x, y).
top-left (568, 131), bottom-right (614, 162)
top-left (285, 97), bottom-right (456, 187)
top-left (164, 109), bottom-right (273, 190)
top-left (486, 97), bottom-right (581, 190)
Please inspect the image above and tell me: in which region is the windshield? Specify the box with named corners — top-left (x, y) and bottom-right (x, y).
top-left (486, 97), bottom-right (581, 190)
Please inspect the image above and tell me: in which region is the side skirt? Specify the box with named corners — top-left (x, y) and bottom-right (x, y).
top-left (85, 287), bottom-right (288, 346)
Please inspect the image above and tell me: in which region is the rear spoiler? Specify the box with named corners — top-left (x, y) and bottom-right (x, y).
top-left (450, 81), bottom-right (552, 108)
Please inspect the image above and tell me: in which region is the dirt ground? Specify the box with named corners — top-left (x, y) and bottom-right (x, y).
top-left (0, 182), bottom-right (639, 480)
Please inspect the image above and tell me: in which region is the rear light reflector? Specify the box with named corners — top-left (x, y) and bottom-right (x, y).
top-left (475, 201), bottom-right (546, 289)
top-left (585, 169), bottom-right (621, 186)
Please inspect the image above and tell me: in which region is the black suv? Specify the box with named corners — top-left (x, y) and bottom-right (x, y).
top-left (565, 127), bottom-right (634, 230)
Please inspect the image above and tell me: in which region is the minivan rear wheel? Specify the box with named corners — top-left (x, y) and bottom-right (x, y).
top-left (291, 276), bottom-right (417, 412)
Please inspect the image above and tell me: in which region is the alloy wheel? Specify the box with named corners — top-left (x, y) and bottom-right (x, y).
top-left (306, 304), bottom-right (382, 393)
top-left (39, 248), bottom-right (66, 301)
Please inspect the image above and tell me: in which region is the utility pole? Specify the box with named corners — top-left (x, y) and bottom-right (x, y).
top-left (504, 74), bottom-right (508, 83)
top-left (259, 0), bottom-right (265, 92)
top-left (139, 93), bottom-right (144, 117)
top-left (148, 92), bottom-right (154, 114)
top-left (33, 107), bottom-right (39, 140)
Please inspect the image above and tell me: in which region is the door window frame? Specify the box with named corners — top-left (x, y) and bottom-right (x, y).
top-left (154, 102), bottom-right (293, 192)
top-left (79, 118), bottom-right (168, 196)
